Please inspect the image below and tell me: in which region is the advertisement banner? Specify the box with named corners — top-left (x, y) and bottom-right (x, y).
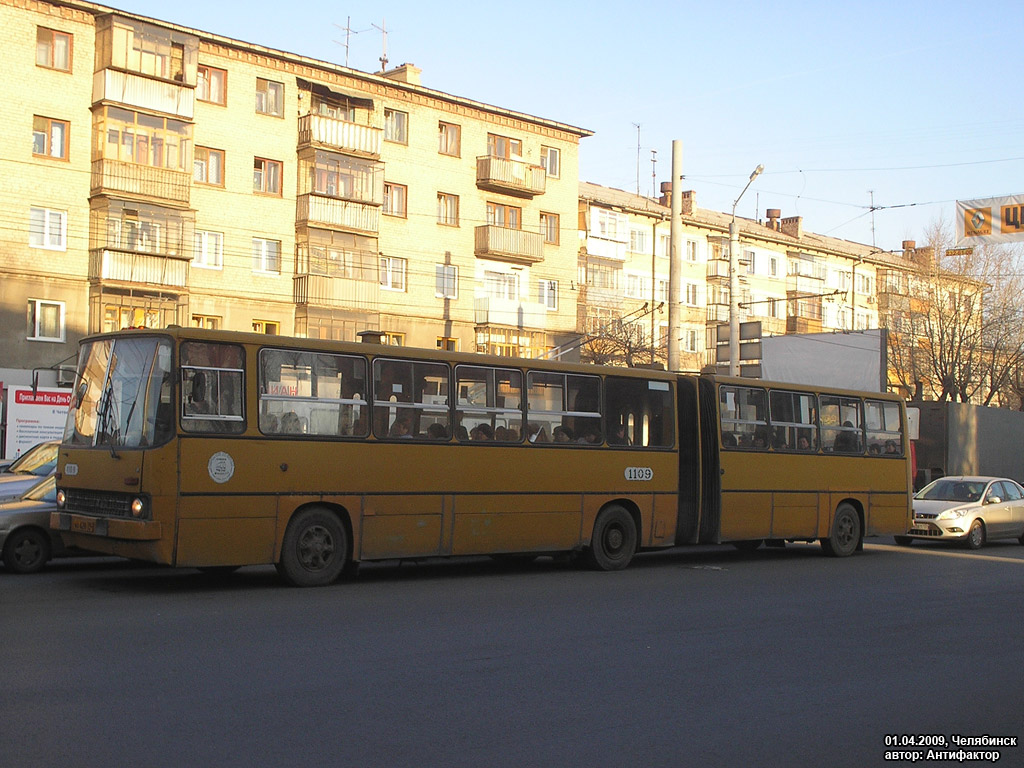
top-left (956, 195), bottom-right (1024, 245)
top-left (3, 386), bottom-right (71, 459)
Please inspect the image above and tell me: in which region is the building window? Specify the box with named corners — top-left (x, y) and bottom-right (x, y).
top-left (29, 207), bottom-right (66, 251)
top-left (253, 157), bottom-right (282, 195)
top-left (630, 228), bottom-right (649, 254)
top-left (437, 337), bottom-right (458, 351)
top-left (27, 299), bottom-right (65, 342)
top-left (745, 250), bottom-right (756, 275)
top-left (36, 27), bottom-right (72, 71)
top-left (194, 230), bottom-right (224, 269)
top-left (255, 78), bottom-right (283, 116)
top-left (252, 320), bottom-right (280, 335)
top-left (191, 314), bottom-right (221, 329)
top-left (384, 109), bottom-right (408, 143)
top-left (436, 264), bottom-right (458, 299)
top-left (686, 240), bottom-right (698, 262)
top-left (487, 133), bottom-right (522, 159)
top-left (438, 121), bottom-right (460, 156)
top-left (194, 147), bottom-right (224, 186)
top-left (539, 279), bottom-right (558, 310)
top-left (32, 116), bottom-right (68, 160)
top-left (486, 202), bottom-right (521, 229)
top-left (437, 192), bottom-right (459, 226)
top-left (197, 65), bottom-right (227, 105)
top-left (684, 329), bottom-right (700, 353)
top-left (103, 304), bottom-right (162, 333)
top-left (540, 146), bottom-right (560, 178)
top-left (540, 212), bottom-right (560, 245)
top-left (686, 283), bottom-right (699, 306)
top-left (383, 182), bottom-right (407, 217)
top-left (383, 332), bottom-right (405, 346)
top-left (252, 237), bottom-right (281, 274)
top-left (379, 256), bottom-right (407, 291)
top-left (770, 256), bottom-right (779, 277)
top-left (484, 271), bottom-right (518, 300)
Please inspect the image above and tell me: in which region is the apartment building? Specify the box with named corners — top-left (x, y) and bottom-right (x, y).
top-left (0, 0), bottom-right (590, 391)
top-left (578, 182), bottom-right (901, 373)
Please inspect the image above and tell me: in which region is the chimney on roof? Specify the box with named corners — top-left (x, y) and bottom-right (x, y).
top-left (781, 215), bottom-right (802, 239)
top-left (659, 183), bottom-right (694, 215)
top-left (382, 63), bottom-right (421, 85)
top-left (766, 208), bottom-right (781, 231)
top-left (902, 240), bottom-right (937, 268)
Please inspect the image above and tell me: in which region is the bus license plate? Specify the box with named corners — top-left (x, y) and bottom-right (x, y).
top-left (71, 518), bottom-right (96, 534)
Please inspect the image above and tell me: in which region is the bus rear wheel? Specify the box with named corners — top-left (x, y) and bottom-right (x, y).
top-left (585, 505), bottom-right (637, 571)
top-left (821, 503), bottom-right (861, 558)
top-left (276, 507), bottom-right (349, 587)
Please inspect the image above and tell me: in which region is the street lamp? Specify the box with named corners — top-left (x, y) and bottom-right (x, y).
top-left (728, 163), bottom-right (764, 376)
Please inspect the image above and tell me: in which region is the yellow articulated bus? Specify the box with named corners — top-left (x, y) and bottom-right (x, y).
top-left (52, 327), bottom-right (911, 586)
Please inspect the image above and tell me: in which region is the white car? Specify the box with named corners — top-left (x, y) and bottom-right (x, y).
top-left (900, 476), bottom-right (1024, 549)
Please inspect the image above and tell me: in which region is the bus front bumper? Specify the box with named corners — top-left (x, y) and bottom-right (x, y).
top-left (51, 512), bottom-right (162, 541)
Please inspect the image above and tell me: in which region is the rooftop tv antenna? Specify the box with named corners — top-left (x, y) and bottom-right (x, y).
top-left (333, 16), bottom-right (369, 68)
top-left (372, 19), bottom-right (388, 72)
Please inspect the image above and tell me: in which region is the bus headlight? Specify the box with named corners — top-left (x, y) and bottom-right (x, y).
top-left (56, 489), bottom-right (66, 508)
top-left (131, 497), bottom-right (145, 517)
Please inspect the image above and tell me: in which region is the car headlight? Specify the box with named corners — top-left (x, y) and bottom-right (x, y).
top-left (131, 497), bottom-right (145, 517)
top-left (937, 508), bottom-right (968, 520)
top-left (56, 489), bottom-right (66, 508)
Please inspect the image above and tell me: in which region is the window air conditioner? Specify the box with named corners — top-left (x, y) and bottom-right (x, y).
top-left (57, 365), bottom-right (76, 387)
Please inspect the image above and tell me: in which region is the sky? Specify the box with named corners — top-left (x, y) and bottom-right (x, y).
top-left (113, 0), bottom-right (1024, 254)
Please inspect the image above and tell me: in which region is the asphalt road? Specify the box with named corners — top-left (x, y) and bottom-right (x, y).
top-left (3, 538), bottom-right (1023, 768)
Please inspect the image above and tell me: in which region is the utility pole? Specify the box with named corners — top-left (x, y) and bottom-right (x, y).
top-left (728, 164), bottom-right (764, 376)
top-left (668, 141), bottom-right (682, 372)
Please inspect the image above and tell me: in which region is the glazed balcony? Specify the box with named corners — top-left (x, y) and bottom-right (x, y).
top-left (293, 273), bottom-right (380, 309)
top-left (91, 159), bottom-right (190, 205)
top-left (89, 248), bottom-right (189, 289)
top-left (474, 225), bottom-right (543, 266)
top-left (297, 193), bottom-right (380, 235)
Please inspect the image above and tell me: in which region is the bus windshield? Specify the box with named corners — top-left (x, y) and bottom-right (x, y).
top-left (64, 336), bottom-right (174, 449)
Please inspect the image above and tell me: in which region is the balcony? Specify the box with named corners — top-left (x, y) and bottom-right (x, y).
top-left (89, 248), bottom-right (188, 289)
top-left (475, 225), bottom-right (543, 266)
top-left (706, 305), bottom-right (729, 324)
top-left (293, 273), bottom-right (380, 310)
top-left (91, 159), bottom-right (190, 206)
top-left (474, 296), bottom-right (547, 329)
top-left (707, 259), bottom-right (730, 279)
top-left (298, 114), bottom-right (382, 158)
top-left (93, 69), bottom-right (194, 120)
top-left (476, 156), bottom-right (546, 198)
top-left (297, 193), bottom-right (380, 235)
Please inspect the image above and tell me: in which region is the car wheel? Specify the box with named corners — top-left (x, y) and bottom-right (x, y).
top-left (2, 528), bottom-right (52, 574)
top-left (894, 535), bottom-right (913, 547)
top-left (965, 520), bottom-right (985, 550)
top-left (821, 503), bottom-right (861, 558)
top-left (275, 506), bottom-right (349, 587)
top-left (585, 505), bottom-right (637, 571)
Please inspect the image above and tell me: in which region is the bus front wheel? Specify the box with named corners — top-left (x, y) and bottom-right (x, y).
top-left (276, 507), bottom-right (349, 587)
top-left (821, 503), bottom-right (861, 558)
top-left (585, 505), bottom-right (637, 571)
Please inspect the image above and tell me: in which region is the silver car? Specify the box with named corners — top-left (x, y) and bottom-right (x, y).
top-left (0, 474), bottom-right (81, 574)
top-left (0, 440), bottom-right (59, 502)
top-left (900, 476), bottom-right (1024, 549)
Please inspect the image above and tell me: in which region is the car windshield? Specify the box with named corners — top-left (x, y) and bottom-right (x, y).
top-left (4, 441), bottom-right (58, 476)
top-left (22, 475), bottom-right (56, 502)
top-left (915, 479), bottom-right (987, 503)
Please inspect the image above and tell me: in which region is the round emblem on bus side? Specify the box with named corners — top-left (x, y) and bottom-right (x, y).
top-left (208, 451), bottom-right (235, 484)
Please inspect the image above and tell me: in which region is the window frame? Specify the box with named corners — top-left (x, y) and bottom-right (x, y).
top-left (540, 146), bottom-right (560, 178)
top-left (27, 298), bottom-right (66, 342)
top-left (36, 27), bottom-right (72, 72)
top-left (438, 121), bottom-right (461, 156)
top-left (379, 256), bottom-right (407, 292)
top-left (255, 78), bottom-right (284, 117)
top-left (384, 108), bottom-right (409, 144)
top-left (29, 207), bottom-right (67, 251)
top-left (194, 146), bottom-right (225, 186)
top-left (253, 157), bottom-right (283, 196)
top-left (435, 264), bottom-right (458, 299)
top-left (197, 64), bottom-right (227, 106)
top-left (251, 237), bottom-right (282, 274)
top-left (539, 279), bottom-right (558, 311)
top-left (383, 182), bottom-right (408, 217)
top-left (437, 192), bottom-right (459, 226)
top-left (487, 201), bottom-right (522, 230)
top-left (193, 230), bottom-right (224, 269)
top-left (32, 116), bottom-right (69, 160)
top-left (540, 212), bottom-right (560, 245)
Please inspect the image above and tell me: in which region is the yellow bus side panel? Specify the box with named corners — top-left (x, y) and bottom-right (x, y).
top-left (772, 493), bottom-right (820, 538)
top-left (176, 517), bottom-right (278, 566)
top-left (360, 494), bottom-right (444, 560)
top-left (867, 494), bottom-right (911, 536)
top-left (720, 492), bottom-right (772, 540)
top-left (452, 494), bottom-right (581, 555)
